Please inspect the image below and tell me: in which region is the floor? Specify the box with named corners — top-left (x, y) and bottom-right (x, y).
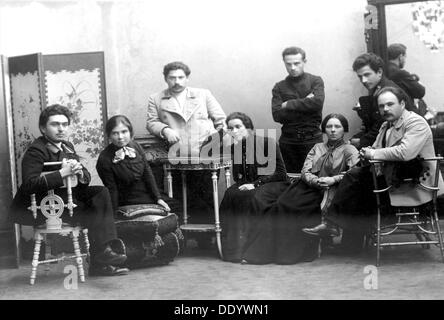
top-left (1, 238), bottom-right (444, 300)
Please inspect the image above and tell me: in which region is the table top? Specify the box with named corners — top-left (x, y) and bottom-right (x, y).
top-left (162, 156), bottom-right (232, 170)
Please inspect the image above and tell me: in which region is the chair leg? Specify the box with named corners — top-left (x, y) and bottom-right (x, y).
top-left (43, 234), bottom-right (51, 274)
top-left (14, 224), bottom-right (21, 269)
top-left (30, 233), bottom-right (43, 285)
top-left (71, 230), bottom-right (86, 282)
top-left (376, 211), bottom-right (381, 267)
top-left (432, 207), bottom-right (444, 263)
top-left (82, 229), bottom-right (90, 260)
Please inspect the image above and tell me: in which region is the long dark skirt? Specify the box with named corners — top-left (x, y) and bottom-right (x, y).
top-left (326, 166), bottom-right (388, 250)
top-left (221, 181), bottom-right (290, 264)
top-left (273, 180), bottom-right (323, 264)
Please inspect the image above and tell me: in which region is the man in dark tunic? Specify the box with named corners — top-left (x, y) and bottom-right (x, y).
top-left (271, 46), bottom-right (325, 173)
top-left (350, 53), bottom-right (403, 149)
top-left (10, 104), bottom-right (128, 276)
top-left (387, 43), bottom-right (425, 115)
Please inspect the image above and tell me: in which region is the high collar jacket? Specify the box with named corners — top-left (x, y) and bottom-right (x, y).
top-left (10, 136), bottom-right (91, 225)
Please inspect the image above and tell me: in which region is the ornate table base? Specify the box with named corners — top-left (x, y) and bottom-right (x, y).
top-left (163, 157), bottom-right (232, 259)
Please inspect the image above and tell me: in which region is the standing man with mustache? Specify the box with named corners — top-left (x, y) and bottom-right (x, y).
top-left (147, 61), bottom-right (226, 157)
top-left (147, 61), bottom-right (226, 236)
top-left (350, 53), bottom-right (401, 150)
top-left (272, 46), bottom-right (325, 174)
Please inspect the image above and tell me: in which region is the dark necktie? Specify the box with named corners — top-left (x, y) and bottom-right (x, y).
top-left (382, 123), bottom-right (393, 148)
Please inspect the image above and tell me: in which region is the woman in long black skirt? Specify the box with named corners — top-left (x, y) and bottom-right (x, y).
top-left (219, 112), bottom-right (289, 264)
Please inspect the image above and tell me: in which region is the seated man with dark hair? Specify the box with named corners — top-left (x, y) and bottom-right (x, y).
top-left (10, 104), bottom-right (129, 276)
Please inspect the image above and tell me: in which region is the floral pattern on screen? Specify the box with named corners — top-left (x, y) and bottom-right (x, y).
top-left (10, 71), bottom-right (42, 186)
top-left (45, 68), bottom-right (105, 185)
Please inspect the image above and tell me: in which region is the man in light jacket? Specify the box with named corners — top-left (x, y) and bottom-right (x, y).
top-left (146, 61), bottom-right (227, 232)
top-left (147, 61), bottom-right (226, 158)
top-left (361, 86), bottom-right (443, 206)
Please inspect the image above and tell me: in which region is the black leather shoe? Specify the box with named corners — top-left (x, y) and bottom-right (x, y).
top-left (302, 223), bottom-right (340, 237)
top-left (93, 248), bottom-right (127, 266)
top-left (89, 265), bottom-right (129, 277)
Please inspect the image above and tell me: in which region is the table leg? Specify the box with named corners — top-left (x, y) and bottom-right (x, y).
top-left (225, 167), bottom-right (231, 188)
top-left (14, 223), bottom-right (21, 268)
top-left (166, 169), bottom-right (173, 198)
top-left (211, 170), bottom-right (223, 259)
top-left (181, 171), bottom-right (188, 225)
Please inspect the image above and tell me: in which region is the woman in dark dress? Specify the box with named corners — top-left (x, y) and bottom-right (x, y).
top-left (220, 112), bottom-right (289, 264)
top-left (272, 113), bottom-right (359, 264)
top-left (96, 115), bottom-right (181, 216)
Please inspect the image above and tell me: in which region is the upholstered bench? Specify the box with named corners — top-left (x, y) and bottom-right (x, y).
top-left (115, 204), bottom-right (184, 269)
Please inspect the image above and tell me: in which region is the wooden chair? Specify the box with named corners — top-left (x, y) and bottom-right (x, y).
top-left (369, 157), bottom-right (444, 266)
top-left (27, 161), bottom-right (90, 285)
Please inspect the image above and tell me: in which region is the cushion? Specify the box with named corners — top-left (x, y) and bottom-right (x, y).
top-left (124, 231), bottom-right (182, 269)
top-left (115, 213), bottom-right (180, 243)
top-left (116, 204), bottom-right (168, 220)
top-left (115, 213), bottom-right (185, 268)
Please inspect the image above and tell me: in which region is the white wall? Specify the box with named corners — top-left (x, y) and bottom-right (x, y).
top-left (0, 0), bottom-right (369, 140)
top-left (386, 2), bottom-right (444, 113)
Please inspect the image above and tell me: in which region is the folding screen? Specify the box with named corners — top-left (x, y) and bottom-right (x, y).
top-left (6, 52), bottom-right (108, 262)
top-left (8, 53), bottom-right (45, 191)
top-left (42, 52), bottom-right (107, 185)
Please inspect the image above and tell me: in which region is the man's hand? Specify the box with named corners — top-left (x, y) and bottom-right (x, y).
top-left (69, 159), bottom-right (83, 176)
top-left (222, 131), bottom-right (235, 147)
top-left (316, 177), bottom-right (336, 189)
top-left (360, 147), bottom-right (375, 160)
top-left (157, 199), bottom-right (171, 212)
top-left (238, 183), bottom-right (255, 191)
top-left (282, 93), bottom-right (314, 109)
top-left (163, 127), bottom-right (180, 144)
top-left (350, 138), bottom-right (360, 148)
top-left (60, 158), bottom-right (83, 178)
